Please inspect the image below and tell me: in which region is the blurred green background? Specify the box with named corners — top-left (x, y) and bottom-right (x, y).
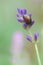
top-left (0, 0), bottom-right (43, 65)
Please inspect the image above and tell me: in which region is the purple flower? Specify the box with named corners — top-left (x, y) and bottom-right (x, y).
top-left (17, 17), bottom-right (24, 23)
top-left (17, 8), bottom-right (35, 29)
top-left (34, 32), bottom-right (39, 41)
top-left (27, 35), bottom-right (32, 42)
top-left (17, 8), bottom-right (27, 15)
top-left (17, 8), bottom-right (27, 23)
top-left (23, 23), bottom-right (28, 28)
top-left (28, 13), bottom-right (32, 17)
top-left (31, 20), bottom-right (35, 26)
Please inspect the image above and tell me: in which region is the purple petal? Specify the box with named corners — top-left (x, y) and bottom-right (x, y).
top-left (22, 9), bottom-right (27, 14)
top-left (21, 9), bottom-right (27, 15)
top-left (17, 8), bottom-right (21, 14)
top-left (31, 20), bottom-right (35, 25)
top-left (16, 14), bottom-right (20, 17)
top-left (20, 10), bottom-right (23, 15)
top-left (17, 8), bottom-right (27, 15)
top-left (34, 32), bottom-right (39, 41)
top-left (23, 23), bottom-right (28, 28)
top-left (27, 35), bottom-right (32, 42)
top-left (17, 18), bottom-right (24, 22)
top-left (29, 13), bottom-right (32, 17)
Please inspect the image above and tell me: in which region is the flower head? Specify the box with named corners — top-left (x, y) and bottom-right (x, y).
top-left (17, 8), bottom-right (35, 29)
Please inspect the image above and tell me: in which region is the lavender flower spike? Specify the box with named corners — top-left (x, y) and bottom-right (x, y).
top-left (34, 32), bottom-right (39, 41)
top-left (27, 35), bottom-right (32, 42)
top-left (17, 8), bottom-right (35, 29)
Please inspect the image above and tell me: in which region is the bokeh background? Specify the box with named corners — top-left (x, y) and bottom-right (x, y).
top-left (0, 0), bottom-right (43, 65)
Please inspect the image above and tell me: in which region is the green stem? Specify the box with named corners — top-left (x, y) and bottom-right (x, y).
top-left (28, 30), bottom-right (41, 65)
top-left (35, 44), bottom-right (41, 65)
